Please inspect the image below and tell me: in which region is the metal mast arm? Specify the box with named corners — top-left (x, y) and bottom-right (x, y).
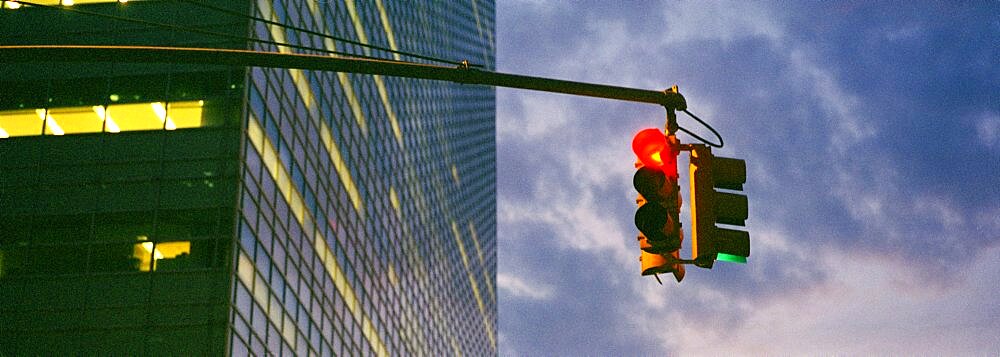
top-left (0, 45), bottom-right (687, 109)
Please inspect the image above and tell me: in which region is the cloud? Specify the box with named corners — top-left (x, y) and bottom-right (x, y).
top-left (785, 47), bottom-right (875, 149)
top-left (662, 246), bottom-right (1000, 355)
top-left (976, 111), bottom-right (1000, 150)
top-left (977, 205), bottom-right (1000, 226)
top-left (496, 1), bottom-right (999, 355)
top-left (661, 1), bottom-right (785, 45)
top-left (882, 23), bottom-right (923, 42)
top-left (913, 195), bottom-right (964, 229)
top-left (558, 18), bottom-right (645, 86)
top-left (498, 181), bottom-right (632, 263)
top-left (497, 94), bottom-right (575, 142)
top-left (497, 273), bottom-right (554, 300)
top-left (497, 332), bottom-right (519, 357)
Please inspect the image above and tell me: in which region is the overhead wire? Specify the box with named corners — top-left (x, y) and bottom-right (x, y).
top-left (678, 109), bottom-right (724, 148)
top-left (172, 0), bottom-right (475, 67)
top-left (12, 0), bottom-right (353, 58)
top-left (11, 0), bottom-right (462, 67)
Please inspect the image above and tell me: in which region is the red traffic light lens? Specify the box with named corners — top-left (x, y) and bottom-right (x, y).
top-left (632, 128), bottom-right (677, 176)
top-left (632, 128), bottom-right (666, 168)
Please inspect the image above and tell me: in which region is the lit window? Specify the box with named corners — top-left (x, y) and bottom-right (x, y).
top-left (0, 99), bottom-right (207, 138)
top-left (133, 240), bottom-right (191, 272)
top-left (36, 109), bottom-right (64, 135)
top-left (110, 102), bottom-right (169, 131)
top-left (168, 100), bottom-right (205, 129)
top-left (92, 105), bottom-right (121, 133)
top-left (150, 102), bottom-right (176, 130)
top-left (0, 109), bottom-right (41, 137)
top-left (47, 106), bottom-right (104, 134)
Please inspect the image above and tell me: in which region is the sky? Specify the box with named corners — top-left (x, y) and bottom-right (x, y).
top-left (493, 1), bottom-right (999, 355)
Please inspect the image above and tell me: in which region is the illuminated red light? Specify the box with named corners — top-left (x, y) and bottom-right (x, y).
top-left (632, 128), bottom-right (678, 177)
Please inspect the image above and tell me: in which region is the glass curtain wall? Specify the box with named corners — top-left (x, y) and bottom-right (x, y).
top-left (228, 0), bottom-right (497, 355)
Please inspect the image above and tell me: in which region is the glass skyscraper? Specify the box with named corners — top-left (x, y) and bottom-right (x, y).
top-left (0, 0), bottom-right (496, 355)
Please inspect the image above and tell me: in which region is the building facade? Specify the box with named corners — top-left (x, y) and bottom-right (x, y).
top-left (0, 0), bottom-right (496, 355)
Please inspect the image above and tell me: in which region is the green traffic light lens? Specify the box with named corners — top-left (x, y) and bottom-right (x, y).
top-left (716, 253), bottom-right (747, 264)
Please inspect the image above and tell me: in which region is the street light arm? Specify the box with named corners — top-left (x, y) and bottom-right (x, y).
top-left (0, 45), bottom-right (686, 109)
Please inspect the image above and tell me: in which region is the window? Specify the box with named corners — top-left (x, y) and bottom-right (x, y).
top-left (0, 109), bottom-right (41, 137)
top-left (0, 100), bottom-right (210, 139)
top-left (89, 241), bottom-right (138, 273)
top-left (132, 240), bottom-right (191, 272)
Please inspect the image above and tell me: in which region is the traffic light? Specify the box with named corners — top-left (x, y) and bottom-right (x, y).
top-left (632, 128), bottom-right (684, 282)
top-left (688, 144), bottom-right (750, 268)
top-left (632, 128), bottom-right (681, 252)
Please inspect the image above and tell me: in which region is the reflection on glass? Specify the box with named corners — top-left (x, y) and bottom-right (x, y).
top-left (49, 106), bottom-right (103, 134)
top-left (37, 109), bottom-right (64, 135)
top-left (150, 102), bottom-right (176, 130)
top-left (92, 105), bottom-right (120, 132)
top-left (133, 239), bottom-right (191, 272)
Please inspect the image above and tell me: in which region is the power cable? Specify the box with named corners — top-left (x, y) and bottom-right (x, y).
top-left (172, 0), bottom-right (474, 67)
top-left (678, 109), bottom-right (724, 148)
top-left (12, 0), bottom-right (414, 64)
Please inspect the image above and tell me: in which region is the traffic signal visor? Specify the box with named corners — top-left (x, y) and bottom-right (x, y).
top-left (632, 128), bottom-right (678, 178)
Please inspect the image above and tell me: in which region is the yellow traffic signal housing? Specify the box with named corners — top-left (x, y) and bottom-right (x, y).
top-left (689, 144), bottom-right (750, 268)
top-left (632, 129), bottom-right (682, 253)
top-left (632, 128), bottom-right (684, 282)
top-left (638, 235), bottom-right (685, 282)
top-left (634, 167), bottom-right (681, 252)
